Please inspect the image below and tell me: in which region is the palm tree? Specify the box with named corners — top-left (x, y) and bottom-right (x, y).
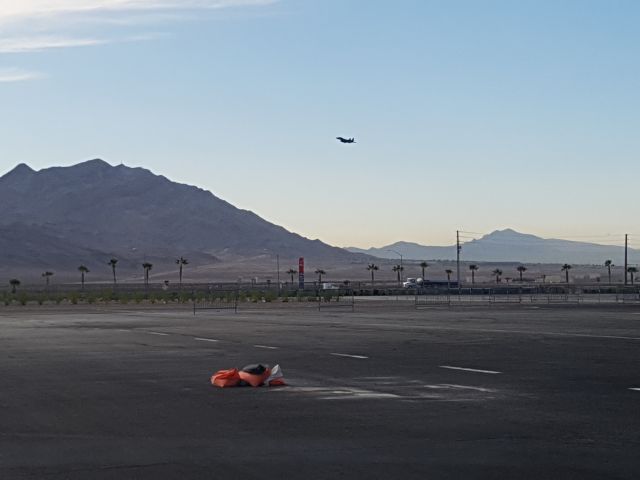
top-left (42, 271), bottom-right (54, 287)
top-left (108, 258), bottom-right (118, 286)
top-left (627, 267), bottom-right (638, 285)
top-left (516, 265), bottom-right (527, 282)
top-left (445, 269), bottom-right (453, 289)
top-left (286, 268), bottom-right (297, 285)
top-left (176, 257), bottom-right (188, 289)
top-left (392, 265), bottom-right (404, 284)
top-left (561, 264), bottom-right (572, 284)
top-left (604, 260), bottom-right (614, 284)
top-left (469, 264), bottom-right (479, 284)
top-left (492, 268), bottom-right (502, 284)
top-left (142, 262), bottom-right (153, 288)
top-left (419, 261), bottom-right (429, 280)
top-left (367, 263), bottom-right (379, 286)
top-left (315, 269), bottom-right (326, 284)
top-left (78, 265), bottom-right (89, 290)
top-left (9, 279), bottom-right (20, 294)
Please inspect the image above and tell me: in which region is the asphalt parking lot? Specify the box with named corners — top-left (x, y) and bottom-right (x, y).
top-left (1, 303), bottom-right (639, 479)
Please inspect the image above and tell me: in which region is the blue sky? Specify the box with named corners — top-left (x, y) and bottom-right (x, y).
top-left (1, 0), bottom-right (639, 248)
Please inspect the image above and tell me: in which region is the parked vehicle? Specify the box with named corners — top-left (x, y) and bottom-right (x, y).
top-left (403, 278), bottom-right (418, 289)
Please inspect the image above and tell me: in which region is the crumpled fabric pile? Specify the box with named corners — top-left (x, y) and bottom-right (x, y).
top-left (211, 363), bottom-right (286, 388)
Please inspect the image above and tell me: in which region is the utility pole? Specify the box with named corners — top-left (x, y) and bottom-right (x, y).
top-left (625, 234), bottom-right (628, 285)
top-left (456, 230), bottom-right (461, 295)
top-left (276, 254), bottom-right (280, 296)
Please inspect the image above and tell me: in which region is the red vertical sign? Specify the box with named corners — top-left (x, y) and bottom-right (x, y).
top-left (298, 257), bottom-right (305, 289)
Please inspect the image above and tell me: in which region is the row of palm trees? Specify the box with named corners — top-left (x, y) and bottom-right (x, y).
top-left (486, 262), bottom-right (637, 285)
top-left (360, 260), bottom-right (638, 286)
top-left (7, 257), bottom-right (191, 294)
top-left (108, 256), bottom-right (190, 288)
top-left (287, 262), bottom-right (638, 287)
top-left (474, 260), bottom-right (636, 285)
top-left (285, 268), bottom-right (327, 284)
top-left (368, 262), bottom-right (427, 285)
top-left (7, 257), bottom-right (639, 294)
top-left (107, 257), bottom-right (189, 288)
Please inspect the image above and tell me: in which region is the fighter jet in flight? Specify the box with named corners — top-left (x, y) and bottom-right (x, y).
top-left (336, 137), bottom-right (356, 144)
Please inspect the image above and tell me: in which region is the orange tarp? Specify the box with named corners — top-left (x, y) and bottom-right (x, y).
top-left (211, 368), bottom-right (241, 388)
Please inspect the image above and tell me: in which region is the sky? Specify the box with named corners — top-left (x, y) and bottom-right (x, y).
top-left (1, 0), bottom-right (639, 248)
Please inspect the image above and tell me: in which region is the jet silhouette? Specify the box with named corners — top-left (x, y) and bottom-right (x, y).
top-left (336, 137), bottom-right (356, 144)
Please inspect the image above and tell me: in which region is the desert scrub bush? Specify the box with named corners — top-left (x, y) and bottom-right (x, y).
top-left (101, 291), bottom-right (115, 303)
top-left (69, 293), bottom-right (79, 305)
top-left (249, 291), bottom-right (261, 303)
top-left (18, 293), bottom-right (28, 306)
top-left (178, 293), bottom-right (191, 304)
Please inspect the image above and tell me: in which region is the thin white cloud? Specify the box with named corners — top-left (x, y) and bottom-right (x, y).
top-left (0, 36), bottom-right (107, 53)
top-left (0, 0), bottom-right (277, 81)
top-left (0, 0), bottom-right (276, 51)
top-left (0, 34), bottom-right (163, 53)
top-left (0, 68), bottom-right (45, 82)
top-left (0, 1), bottom-right (276, 25)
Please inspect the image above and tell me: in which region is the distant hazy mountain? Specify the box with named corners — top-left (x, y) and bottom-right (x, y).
top-left (0, 159), bottom-right (359, 279)
top-left (347, 229), bottom-right (639, 265)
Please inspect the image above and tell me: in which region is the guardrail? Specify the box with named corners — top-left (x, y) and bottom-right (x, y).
top-left (415, 286), bottom-right (640, 308)
top-left (193, 289), bottom-right (239, 315)
top-left (317, 289), bottom-right (355, 312)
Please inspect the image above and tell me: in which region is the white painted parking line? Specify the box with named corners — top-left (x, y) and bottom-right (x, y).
top-left (440, 365), bottom-right (501, 375)
top-left (438, 384), bottom-right (495, 392)
top-left (253, 345), bottom-right (279, 350)
top-left (331, 353), bottom-right (369, 359)
top-left (146, 331), bottom-right (169, 336)
top-left (630, 387), bottom-right (640, 391)
top-left (361, 323), bottom-right (640, 341)
top-left (194, 337), bottom-right (219, 343)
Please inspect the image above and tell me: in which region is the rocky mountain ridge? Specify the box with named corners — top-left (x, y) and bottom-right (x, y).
top-left (0, 159), bottom-right (360, 281)
top-left (347, 229), bottom-right (639, 265)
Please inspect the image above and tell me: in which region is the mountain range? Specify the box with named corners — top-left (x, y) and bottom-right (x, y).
top-left (347, 229), bottom-right (639, 265)
top-left (0, 159), bottom-right (360, 281)
top-left (1, 160), bottom-right (635, 284)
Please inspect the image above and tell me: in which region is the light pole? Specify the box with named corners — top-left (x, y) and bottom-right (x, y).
top-left (276, 254), bottom-right (280, 296)
top-left (387, 249), bottom-right (403, 286)
top-left (456, 230), bottom-right (461, 296)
